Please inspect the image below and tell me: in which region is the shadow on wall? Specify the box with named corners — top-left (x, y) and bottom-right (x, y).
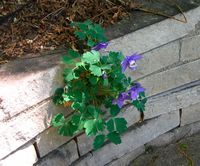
top-left (35, 67), bottom-right (74, 159)
top-left (0, 52), bottom-right (64, 78)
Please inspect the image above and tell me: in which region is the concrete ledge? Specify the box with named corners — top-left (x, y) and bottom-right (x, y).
top-left (0, 145), bottom-right (37, 166)
top-left (0, 54), bottom-right (64, 121)
top-left (107, 146), bottom-right (145, 166)
top-left (140, 59), bottom-right (200, 96)
top-left (36, 127), bottom-right (72, 158)
top-left (181, 35), bottom-right (200, 61)
top-left (128, 40), bottom-right (180, 80)
top-left (106, 6), bottom-right (200, 55)
top-left (181, 102), bottom-right (200, 126)
top-left (147, 120), bottom-right (200, 148)
top-left (0, 100), bottom-right (72, 160)
top-left (34, 140), bottom-right (79, 166)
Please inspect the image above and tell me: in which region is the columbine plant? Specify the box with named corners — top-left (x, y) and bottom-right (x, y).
top-left (52, 21), bottom-right (147, 150)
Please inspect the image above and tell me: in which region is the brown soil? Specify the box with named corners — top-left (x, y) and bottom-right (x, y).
top-left (0, 0), bottom-right (183, 64)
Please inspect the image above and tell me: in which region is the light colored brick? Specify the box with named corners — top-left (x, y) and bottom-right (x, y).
top-left (0, 100), bottom-right (72, 160)
top-left (0, 145), bottom-right (37, 166)
top-left (147, 120), bottom-right (200, 148)
top-left (107, 146), bottom-right (145, 166)
top-left (106, 6), bottom-right (200, 55)
top-left (34, 140), bottom-right (78, 166)
top-left (77, 135), bottom-right (93, 156)
top-left (126, 41), bottom-right (179, 80)
top-left (146, 132), bottom-right (175, 147)
top-left (75, 111), bottom-right (179, 166)
top-left (0, 54), bottom-right (63, 121)
top-left (181, 35), bottom-right (200, 61)
top-left (140, 59), bottom-right (200, 97)
top-left (36, 127), bottom-right (71, 157)
top-left (181, 102), bottom-right (200, 126)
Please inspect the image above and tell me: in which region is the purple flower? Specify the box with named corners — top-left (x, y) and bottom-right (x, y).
top-left (113, 92), bottom-right (131, 108)
top-left (121, 53), bottom-right (143, 72)
top-left (102, 71), bottom-right (107, 79)
top-left (128, 83), bottom-right (145, 100)
top-left (92, 42), bottom-right (109, 51)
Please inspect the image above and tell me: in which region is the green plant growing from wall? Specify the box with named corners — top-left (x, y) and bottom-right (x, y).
top-left (52, 20), bottom-right (147, 150)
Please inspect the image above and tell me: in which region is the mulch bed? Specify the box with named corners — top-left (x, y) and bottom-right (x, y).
top-left (0, 0), bottom-right (182, 64)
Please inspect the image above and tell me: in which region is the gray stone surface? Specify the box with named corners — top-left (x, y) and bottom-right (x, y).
top-left (146, 132), bottom-right (175, 147)
top-left (0, 54), bottom-right (63, 121)
top-left (0, 100), bottom-right (72, 160)
top-left (147, 120), bottom-right (200, 148)
top-left (34, 140), bottom-right (78, 166)
top-left (74, 111), bottom-right (179, 166)
top-left (181, 35), bottom-right (200, 61)
top-left (130, 132), bottom-right (200, 166)
top-left (36, 127), bottom-right (71, 158)
top-left (77, 134), bottom-right (93, 157)
top-left (140, 59), bottom-right (200, 97)
top-left (107, 146), bottom-right (145, 166)
top-left (126, 40), bottom-right (179, 80)
top-left (0, 145), bottom-right (37, 166)
top-left (106, 6), bottom-right (200, 55)
top-left (181, 102), bottom-right (200, 126)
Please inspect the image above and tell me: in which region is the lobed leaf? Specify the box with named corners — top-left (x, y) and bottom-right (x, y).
top-left (93, 134), bottom-right (105, 150)
top-left (107, 131), bottom-right (121, 145)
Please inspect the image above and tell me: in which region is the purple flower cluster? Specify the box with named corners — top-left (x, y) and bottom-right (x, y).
top-left (121, 53), bottom-right (143, 72)
top-left (93, 42), bottom-right (145, 108)
top-left (113, 83), bottom-right (145, 108)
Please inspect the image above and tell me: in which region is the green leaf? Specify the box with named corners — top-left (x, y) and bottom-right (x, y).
top-left (65, 71), bottom-right (75, 82)
top-left (101, 64), bottom-right (111, 70)
top-left (107, 132), bottom-right (121, 145)
top-left (71, 114), bottom-right (81, 125)
top-left (87, 40), bottom-right (96, 47)
top-left (89, 65), bottom-right (102, 76)
top-left (82, 51), bottom-right (100, 64)
top-left (84, 120), bottom-right (97, 136)
top-left (96, 119), bottom-right (105, 131)
top-left (68, 49), bottom-right (80, 58)
top-left (89, 76), bottom-right (98, 85)
top-left (103, 79), bottom-right (109, 86)
top-left (139, 92), bottom-right (145, 98)
top-left (58, 122), bottom-right (78, 137)
top-left (132, 100), bottom-right (145, 112)
top-left (93, 134), bottom-right (105, 150)
top-left (107, 119), bottom-right (114, 132)
top-left (94, 24), bottom-right (105, 34)
top-left (71, 102), bottom-right (83, 111)
top-left (63, 68), bottom-right (71, 76)
top-left (87, 105), bottom-right (99, 119)
top-left (110, 105), bottom-right (120, 117)
top-left (62, 55), bottom-right (74, 64)
top-left (51, 113), bottom-right (65, 127)
top-left (108, 52), bottom-right (124, 63)
top-left (62, 93), bottom-right (71, 102)
top-left (74, 31), bottom-right (86, 40)
top-left (83, 20), bottom-right (92, 26)
top-left (53, 88), bottom-right (64, 105)
top-left (115, 118), bottom-right (127, 134)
